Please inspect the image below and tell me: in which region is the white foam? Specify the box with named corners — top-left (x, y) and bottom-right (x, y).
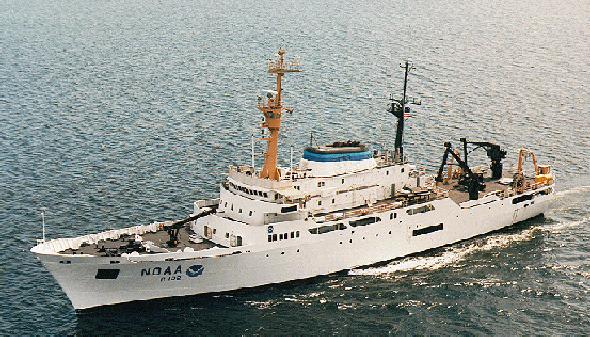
top-left (556, 185), bottom-right (590, 197)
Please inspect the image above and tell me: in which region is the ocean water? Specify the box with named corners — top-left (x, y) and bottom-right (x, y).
top-left (1, 0), bottom-right (589, 334)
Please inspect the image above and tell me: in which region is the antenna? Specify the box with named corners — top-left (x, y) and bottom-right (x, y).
top-left (388, 60), bottom-right (420, 163)
top-left (38, 207), bottom-right (47, 244)
top-left (251, 134), bottom-right (255, 169)
top-left (290, 145), bottom-right (294, 180)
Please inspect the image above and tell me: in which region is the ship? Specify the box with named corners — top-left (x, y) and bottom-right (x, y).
top-left (31, 49), bottom-right (556, 310)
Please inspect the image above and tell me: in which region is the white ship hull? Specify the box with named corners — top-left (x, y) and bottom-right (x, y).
top-left (34, 187), bottom-right (554, 310)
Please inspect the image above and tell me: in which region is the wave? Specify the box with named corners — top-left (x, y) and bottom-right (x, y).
top-left (555, 185), bottom-right (590, 197)
top-left (349, 216), bottom-right (589, 276)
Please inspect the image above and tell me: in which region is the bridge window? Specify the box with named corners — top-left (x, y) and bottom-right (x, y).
top-left (390, 213), bottom-right (397, 220)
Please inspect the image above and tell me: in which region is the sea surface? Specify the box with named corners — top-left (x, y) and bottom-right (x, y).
top-left (1, 0), bottom-right (589, 334)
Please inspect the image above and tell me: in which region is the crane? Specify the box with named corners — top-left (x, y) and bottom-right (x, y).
top-left (435, 142), bottom-right (485, 200)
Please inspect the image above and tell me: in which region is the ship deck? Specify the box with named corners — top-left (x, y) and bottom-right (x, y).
top-left (62, 226), bottom-right (219, 256)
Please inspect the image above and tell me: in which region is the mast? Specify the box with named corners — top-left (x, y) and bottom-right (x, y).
top-left (258, 48), bottom-right (302, 180)
top-left (389, 60), bottom-right (414, 163)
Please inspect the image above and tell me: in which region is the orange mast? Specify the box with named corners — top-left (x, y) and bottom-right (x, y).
top-left (258, 48), bottom-right (302, 180)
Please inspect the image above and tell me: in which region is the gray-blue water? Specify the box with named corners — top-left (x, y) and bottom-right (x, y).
top-left (1, 0), bottom-right (589, 334)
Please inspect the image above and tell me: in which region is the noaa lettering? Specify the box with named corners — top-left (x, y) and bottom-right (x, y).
top-left (140, 264), bottom-right (204, 282)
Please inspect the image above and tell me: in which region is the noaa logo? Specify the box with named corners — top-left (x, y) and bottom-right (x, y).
top-left (186, 264), bottom-right (204, 278)
top-left (267, 226), bottom-right (274, 234)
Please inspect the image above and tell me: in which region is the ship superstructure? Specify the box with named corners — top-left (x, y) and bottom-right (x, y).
top-left (31, 49), bottom-right (556, 309)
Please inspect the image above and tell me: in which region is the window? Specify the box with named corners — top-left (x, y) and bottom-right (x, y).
top-left (341, 179), bottom-right (344, 184)
top-left (268, 235), bottom-right (272, 242)
top-left (224, 202), bottom-right (228, 207)
top-left (279, 233), bottom-right (283, 240)
top-left (290, 232), bottom-right (294, 238)
top-left (296, 231), bottom-right (300, 237)
top-left (249, 211), bottom-right (253, 216)
top-left (389, 213), bottom-right (397, 220)
top-left (281, 205), bottom-right (297, 213)
top-left (349, 217), bottom-right (380, 227)
top-left (412, 223), bottom-right (443, 236)
top-left (318, 200), bottom-right (322, 206)
top-left (308, 223), bottom-right (346, 234)
top-left (225, 233), bottom-right (229, 238)
top-left (263, 193), bottom-right (268, 198)
top-left (401, 168), bottom-right (405, 173)
top-left (95, 269), bottom-right (120, 280)
top-left (332, 199), bottom-right (335, 204)
top-left (513, 194), bottom-right (534, 204)
top-left (236, 236), bottom-right (242, 246)
top-left (238, 209), bottom-right (242, 213)
top-left (273, 234), bottom-right (277, 241)
top-left (386, 170), bottom-right (389, 175)
top-left (231, 205), bottom-right (233, 211)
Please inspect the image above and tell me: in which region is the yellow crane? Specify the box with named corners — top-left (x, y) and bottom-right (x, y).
top-left (514, 147), bottom-right (553, 193)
